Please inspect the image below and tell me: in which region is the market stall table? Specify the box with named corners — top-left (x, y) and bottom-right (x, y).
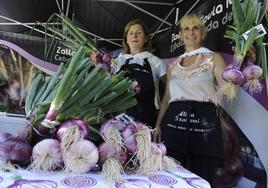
top-left (0, 165), bottom-right (210, 188)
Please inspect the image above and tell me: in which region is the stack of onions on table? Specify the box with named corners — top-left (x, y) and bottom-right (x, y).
top-left (0, 45), bottom-right (179, 184)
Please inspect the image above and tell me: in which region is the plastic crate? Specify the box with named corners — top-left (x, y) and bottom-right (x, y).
top-left (0, 112), bottom-right (27, 134)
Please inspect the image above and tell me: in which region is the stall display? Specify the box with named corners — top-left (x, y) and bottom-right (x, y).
top-left (0, 19), bottom-right (209, 186)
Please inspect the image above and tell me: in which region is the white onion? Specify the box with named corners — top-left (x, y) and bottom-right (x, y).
top-left (64, 139), bottom-right (99, 173)
top-left (29, 139), bottom-right (63, 171)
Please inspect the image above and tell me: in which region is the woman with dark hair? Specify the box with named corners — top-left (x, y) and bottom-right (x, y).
top-left (112, 19), bottom-right (166, 128)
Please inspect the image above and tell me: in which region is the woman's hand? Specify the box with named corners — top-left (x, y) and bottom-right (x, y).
top-left (153, 124), bottom-right (161, 143)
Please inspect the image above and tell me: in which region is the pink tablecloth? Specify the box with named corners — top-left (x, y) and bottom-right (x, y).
top-left (0, 165), bottom-right (210, 188)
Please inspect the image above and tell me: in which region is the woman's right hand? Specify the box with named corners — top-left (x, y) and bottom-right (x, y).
top-left (153, 124), bottom-right (161, 143)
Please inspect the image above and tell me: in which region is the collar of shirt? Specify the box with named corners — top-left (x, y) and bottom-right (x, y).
top-left (180, 47), bottom-right (212, 58)
top-left (119, 51), bottom-right (153, 66)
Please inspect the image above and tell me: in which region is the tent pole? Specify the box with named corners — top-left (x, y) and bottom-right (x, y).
top-left (93, 0), bottom-right (174, 6)
top-left (119, 0), bottom-right (173, 26)
top-left (65, 0), bottom-right (71, 17)
top-left (0, 15), bottom-right (56, 38)
top-left (175, 0), bottom-right (201, 26)
top-left (78, 28), bottom-right (123, 47)
top-left (55, 0), bottom-right (62, 13)
top-left (0, 15), bottom-right (122, 48)
top-left (151, 7), bottom-right (176, 38)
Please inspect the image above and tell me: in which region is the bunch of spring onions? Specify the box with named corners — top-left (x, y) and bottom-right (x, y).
top-left (97, 118), bottom-right (179, 183)
top-left (222, 0), bottom-right (267, 101)
top-left (24, 45), bottom-right (137, 145)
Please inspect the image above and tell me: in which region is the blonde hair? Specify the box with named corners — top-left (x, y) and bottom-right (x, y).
top-left (180, 14), bottom-right (205, 30)
top-left (179, 14), bottom-right (206, 39)
top-left (122, 19), bottom-right (152, 54)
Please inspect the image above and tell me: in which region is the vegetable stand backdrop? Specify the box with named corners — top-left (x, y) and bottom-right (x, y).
top-left (0, 0), bottom-right (268, 187)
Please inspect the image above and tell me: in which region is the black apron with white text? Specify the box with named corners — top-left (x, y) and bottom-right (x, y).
top-left (119, 58), bottom-right (156, 128)
top-left (161, 101), bottom-right (224, 157)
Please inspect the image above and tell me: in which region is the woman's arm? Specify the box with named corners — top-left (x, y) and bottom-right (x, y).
top-left (153, 66), bottom-right (171, 142)
top-left (213, 52), bottom-right (226, 88)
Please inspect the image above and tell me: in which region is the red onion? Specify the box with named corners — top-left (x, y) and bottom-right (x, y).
top-left (122, 122), bottom-right (152, 174)
top-left (150, 142), bottom-right (162, 155)
top-left (64, 139), bottom-right (99, 173)
top-left (56, 119), bottom-right (89, 151)
top-left (0, 132), bottom-right (12, 143)
top-left (222, 67), bottom-right (245, 85)
top-left (151, 142), bottom-right (178, 172)
top-left (101, 51), bottom-right (112, 64)
top-left (29, 139), bottom-right (63, 171)
top-left (122, 123), bottom-right (152, 153)
top-left (121, 124), bottom-right (137, 153)
top-left (56, 119), bottom-right (89, 140)
top-left (242, 64), bottom-right (263, 80)
top-left (137, 142), bottom-right (162, 176)
top-left (98, 142), bottom-right (127, 183)
top-left (98, 142), bottom-right (127, 166)
top-left (156, 143), bottom-right (167, 156)
top-left (0, 135), bottom-right (32, 167)
top-left (224, 63), bottom-right (235, 71)
top-left (242, 64), bottom-right (263, 94)
top-left (100, 119), bottom-right (124, 148)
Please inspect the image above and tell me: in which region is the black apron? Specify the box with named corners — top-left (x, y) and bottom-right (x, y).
top-left (119, 58), bottom-right (156, 128)
top-left (161, 101), bottom-right (224, 157)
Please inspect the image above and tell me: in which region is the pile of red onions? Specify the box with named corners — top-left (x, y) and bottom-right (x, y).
top-left (221, 56), bottom-right (263, 100)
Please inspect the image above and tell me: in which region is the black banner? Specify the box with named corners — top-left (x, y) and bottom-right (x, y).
top-left (0, 31), bottom-right (74, 65)
top-left (153, 0), bottom-right (233, 58)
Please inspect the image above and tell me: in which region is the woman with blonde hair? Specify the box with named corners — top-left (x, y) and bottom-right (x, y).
top-left (154, 14), bottom-right (230, 186)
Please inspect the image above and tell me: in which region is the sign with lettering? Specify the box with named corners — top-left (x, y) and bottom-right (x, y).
top-left (153, 0), bottom-right (234, 58)
top-left (0, 31), bottom-right (74, 65)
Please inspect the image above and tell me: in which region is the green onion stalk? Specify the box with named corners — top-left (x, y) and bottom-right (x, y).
top-left (34, 45), bottom-right (87, 137)
top-left (221, 0), bottom-right (267, 101)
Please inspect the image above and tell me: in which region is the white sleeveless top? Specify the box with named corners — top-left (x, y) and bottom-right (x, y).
top-left (169, 47), bottom-right (218, 105)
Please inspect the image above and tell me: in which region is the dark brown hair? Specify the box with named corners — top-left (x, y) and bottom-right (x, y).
top-left (122, 19), bottom-right (152, 54)
top-left (214, 107), bottom-right (243, 187)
